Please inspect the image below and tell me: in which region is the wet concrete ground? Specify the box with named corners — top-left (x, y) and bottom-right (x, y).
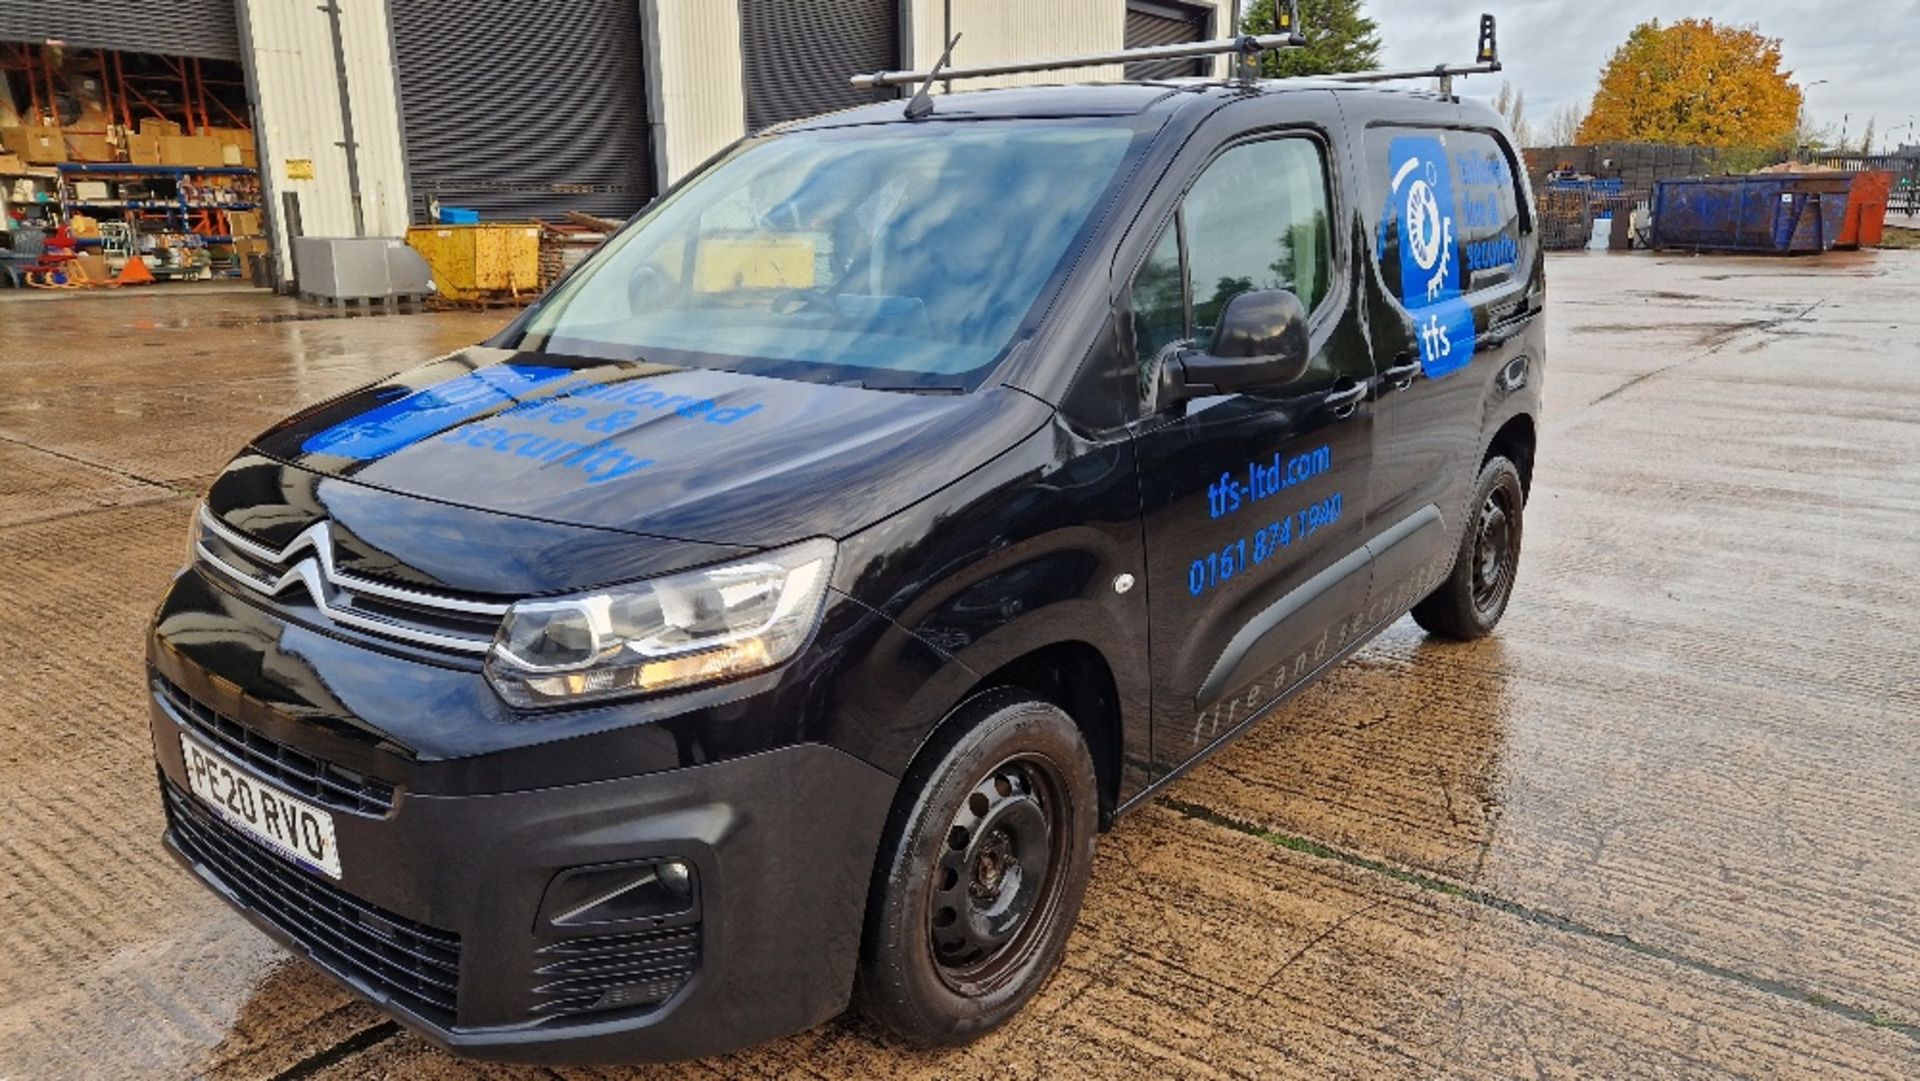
top-left (3, 251), bottom-right (1918, 1078)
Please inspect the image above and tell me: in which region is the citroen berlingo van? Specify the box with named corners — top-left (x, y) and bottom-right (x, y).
top-left (148, 18), bottom-right (1541, 1063)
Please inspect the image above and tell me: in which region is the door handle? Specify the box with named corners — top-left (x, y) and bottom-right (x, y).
top-left (1381, 355), bottom-right (1421, 391)
top-left (1324, 381), bottom-right (1367, 418)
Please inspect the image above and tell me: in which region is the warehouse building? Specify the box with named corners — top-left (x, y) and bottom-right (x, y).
top-left (1, 0), bottom-right (1234, 293)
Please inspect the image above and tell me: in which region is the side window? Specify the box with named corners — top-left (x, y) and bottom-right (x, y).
top-left (1452, 131), bottom-right (1525, 291)
top-left (1369, 127), bottom-right (1526, 303)
top-left (1183, 138), bottom-right (1333, 347)
top-left (1131, 225), bottom-right (1186, 366)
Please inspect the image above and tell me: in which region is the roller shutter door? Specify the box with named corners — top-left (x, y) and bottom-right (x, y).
top-left (740, 0), bottom-right (896, 133)
top-left (1123, 0), bottom-right (1211, 81)
top-left (389, 0), bottom-right (654, 222)
top-left (0, 0), bottom-right (239, 61)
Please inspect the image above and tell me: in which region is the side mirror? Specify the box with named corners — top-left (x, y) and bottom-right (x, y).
top-left (1167, 289), bottom-right (1312, 401)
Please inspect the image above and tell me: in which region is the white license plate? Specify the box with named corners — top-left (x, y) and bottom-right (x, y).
top-left (182, 733), bottom-right (342, 879)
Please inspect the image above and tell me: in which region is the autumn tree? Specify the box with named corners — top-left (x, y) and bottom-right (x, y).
top-left (1577, 19), bottom-right (1801, 146)
top-left (1241, 0), bottom-right (1381, 78)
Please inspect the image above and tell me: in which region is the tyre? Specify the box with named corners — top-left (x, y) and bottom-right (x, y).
top-left (856, 690), bottom-right (1098, 1046)
top-left (1411, 455), bottom-right (1525, 640)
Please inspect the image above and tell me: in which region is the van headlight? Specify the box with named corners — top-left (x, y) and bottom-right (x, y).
top-left (485, 538), bottom-right (837, 708)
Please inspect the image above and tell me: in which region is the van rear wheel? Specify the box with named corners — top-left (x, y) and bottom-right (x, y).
top-left (1412, 455), bottom-right (1525, 640)
top-left (856, 691), bottom-right (1097, 1046)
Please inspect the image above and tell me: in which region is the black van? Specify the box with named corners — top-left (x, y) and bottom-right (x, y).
top-left (148, 26), bottom-right (1541, 1065)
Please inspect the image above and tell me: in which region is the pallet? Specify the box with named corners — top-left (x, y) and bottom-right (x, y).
top-left (297, 292), bottom-right (431, 314)
top-left (427, 292), bottom-right (533, 312)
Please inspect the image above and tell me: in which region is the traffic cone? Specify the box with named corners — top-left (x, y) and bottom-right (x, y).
top-left (117, 258), bottom-right (156, 286)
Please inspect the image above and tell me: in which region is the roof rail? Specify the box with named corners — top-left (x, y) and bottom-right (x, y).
top-left (1319, 14), bottom-right (1500, 95)
top-left (850, 1), bottom-right (1304, 91)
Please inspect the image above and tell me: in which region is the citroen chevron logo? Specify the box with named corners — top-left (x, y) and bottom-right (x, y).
top-left (254, 521), bottom-right (341, 607)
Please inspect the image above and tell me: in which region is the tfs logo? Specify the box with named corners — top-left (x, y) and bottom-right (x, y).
top-left (1384, 134), bottom-right (1475, 380)
top-left (1420, 313), bottom-right (1453, 360)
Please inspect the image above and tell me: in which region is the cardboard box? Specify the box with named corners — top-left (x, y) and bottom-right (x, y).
top-left (128, 132), bottom-right (162, 165)
top-left (139, 118), bottom-right (183, 137)
top-left (161, 135), bottom-right (224, 168)
top-left (0, 152), bottom-right (23, 174)
top-left (197, 127), bottom-right (256, 167)
top-left (63, 133), bottom-right (116, 162)
top-left (3, 125), bottom-right (66, 165)
top-left (227, 210), bottom-right (262, 237)
top-left (74, 252), bottom-right (111, 283)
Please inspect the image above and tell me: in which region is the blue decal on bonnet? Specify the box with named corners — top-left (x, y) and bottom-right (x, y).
top-left (1385, 135), bottom-right (1476, 379)
top-left (301, 364), bottom-right (572, 460)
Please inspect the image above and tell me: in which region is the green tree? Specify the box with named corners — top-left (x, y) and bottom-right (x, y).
top-left (1240, 0), bottom-right (1382, 78)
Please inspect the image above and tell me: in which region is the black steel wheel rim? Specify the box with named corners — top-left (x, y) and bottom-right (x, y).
top-left (1472, 483), bottom-right (1518, 613)
top-left (928, 754), bottom-right (1070, 995)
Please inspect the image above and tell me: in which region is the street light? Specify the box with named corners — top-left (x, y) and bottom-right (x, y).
top-left (1797, 80), bottom-right (1828, 156)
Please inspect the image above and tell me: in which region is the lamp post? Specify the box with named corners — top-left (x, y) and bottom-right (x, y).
top-left (1798, 81), bottom-right (1828, 157)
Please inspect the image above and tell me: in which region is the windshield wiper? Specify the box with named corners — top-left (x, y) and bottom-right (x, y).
top-left (834, 379), bottom-right (966, 395)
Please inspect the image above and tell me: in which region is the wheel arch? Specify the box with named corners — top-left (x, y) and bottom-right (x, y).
top-left (1484, 411), bottom-right (1537, 498)
top-left (954, 642), bottom-right (1125, 828)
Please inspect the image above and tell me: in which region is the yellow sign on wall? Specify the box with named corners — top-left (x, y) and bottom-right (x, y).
top-left (285, 158), bottom-right (315, 180)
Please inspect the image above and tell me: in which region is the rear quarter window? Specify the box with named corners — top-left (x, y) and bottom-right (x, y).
top-left (1367, 127), bottom-right (1528, 305)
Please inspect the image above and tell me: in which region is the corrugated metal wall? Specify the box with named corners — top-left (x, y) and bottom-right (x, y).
top-left (1123, 0), bottom-right (1212, 80)
top-left (0, 0), bottom-right (240, 61)
top-left (739, 0), bottom-right (897, 133)
top-left (907, 0), bottom-right (1227, 89)
top-left (388, 0), bottom-right (655, 222)
top-left (238, 0), bottom-right (409, 282)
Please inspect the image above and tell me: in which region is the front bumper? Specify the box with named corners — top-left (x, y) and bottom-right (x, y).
top-left (150, 683), bottom-right (898, 1064)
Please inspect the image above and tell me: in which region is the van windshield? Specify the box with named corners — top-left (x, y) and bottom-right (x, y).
top-left (513, 120), bottom-right (1142, 391)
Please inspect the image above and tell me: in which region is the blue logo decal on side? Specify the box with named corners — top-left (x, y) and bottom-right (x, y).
top-left (301, 364), bottom-right (573, 460)
top-left (1386, 135), bottom-right (1476, 380)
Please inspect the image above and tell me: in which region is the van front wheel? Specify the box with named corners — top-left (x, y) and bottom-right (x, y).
top-left (856, 691), bottom-right (1097, 1045)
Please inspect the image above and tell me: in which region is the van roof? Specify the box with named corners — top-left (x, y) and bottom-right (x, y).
top-left (778, 78), bottom-right (1468, 133)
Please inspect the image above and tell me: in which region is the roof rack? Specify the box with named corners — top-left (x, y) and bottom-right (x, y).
top-left (848, 9), bottom-right (1502, 102)
top-left (850, 0), bottom-right (1304, 91)
top-left (1320, 14), bottom-right (1500, 96)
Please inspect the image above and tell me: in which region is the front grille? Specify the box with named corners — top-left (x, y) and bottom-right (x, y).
top-left (155, 676), bottom-right (396, 816)
top-left (531, 925), bottom-right (700, 1022)
top-left (163, 781), bottom-right (462, 1024)
top-left (193, 508), bottom-right (507, 656)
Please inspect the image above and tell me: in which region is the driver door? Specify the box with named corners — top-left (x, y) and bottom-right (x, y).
top-left (1127, 132), bottom-right (1378, 774)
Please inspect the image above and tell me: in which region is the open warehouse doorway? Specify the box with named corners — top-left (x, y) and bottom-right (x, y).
top-left (0, 3), bottom-right (271, 291)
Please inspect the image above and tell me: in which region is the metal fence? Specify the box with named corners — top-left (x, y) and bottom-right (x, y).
top-left (1523, 144), bottom-right (1788, 196)
top-left (1538, 188), bottom-right (1652, 251)
top-left (1805, 154), bottom-right (1920, 215)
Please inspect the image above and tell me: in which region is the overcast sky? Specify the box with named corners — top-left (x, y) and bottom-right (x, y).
top-left (1362, 0), bottom-right (1920, 149)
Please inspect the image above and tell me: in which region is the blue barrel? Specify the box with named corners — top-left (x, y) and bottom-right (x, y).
top-left (1650, 174), bottom-right (1853, 253)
